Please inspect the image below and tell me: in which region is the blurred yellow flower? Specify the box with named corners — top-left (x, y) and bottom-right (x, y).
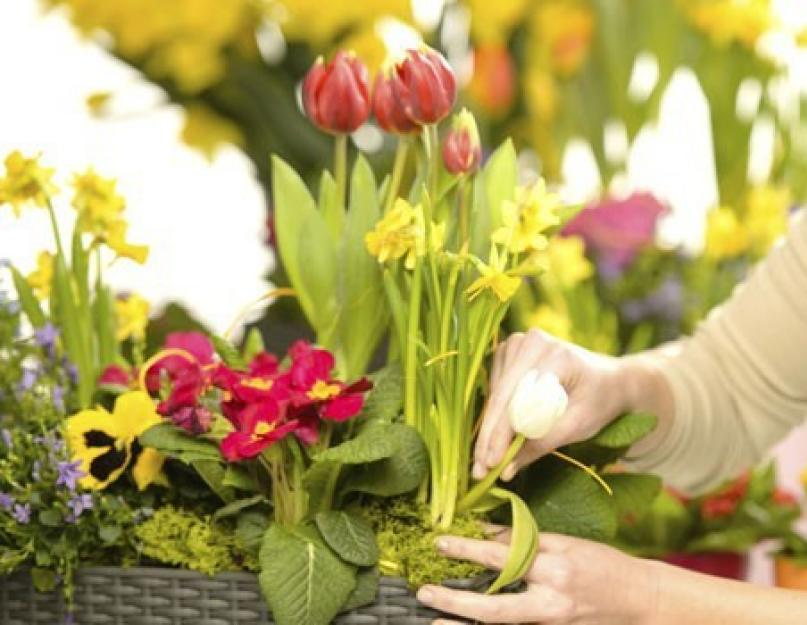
top-left (529, 1), bottom-right (594, 77)
top-left (341, 24), bottom-right (388, 78)
top-left (27, 251), bottom-right (55, 301)
top-left (71, 168), bottom-right (125, 237)
top-left (467, 245), bottom-right (521, 302)
top-left (150, 39), bottom-right (226, 93)
top-left (544, 236), bottom-right (593, 288)
top-left (181, 104), bottom-right (244, 160)
top-left (745, 184), bottom-right (790, 256)
top-left (525, 70), bottom-right (559, 123)
top-left (0, 151), bottom-right (57, 216)
top-left (492, 180), bottom-right (562, 254)
top-left (683, 0), bottom-right (773, 49)
top-left (115, 293), bottom-right (151, 342)
top-left (365, 198), bottom-right (424, 269)
top-left (705, 206), bottom-right (749, 260)
top-left (466, 0), bottom-right (530, 44)
top-left (528, 304), bottom-right (572, 341)
top-left (107, 221), bottom-right (150, 265)
top-left (85, 91), bottom-right (112, 117)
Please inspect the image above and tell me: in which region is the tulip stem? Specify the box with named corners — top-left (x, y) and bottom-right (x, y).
top-left (458, 176), bottom-right (470, 244)
top-left (384, 138), bottom-right (409, 214)
top-left (334, 134), bottom-right (348, 211)
top-left (457, 433), bottom-right (526, 513)
top-left (425, 124), bottom-right (440, 201)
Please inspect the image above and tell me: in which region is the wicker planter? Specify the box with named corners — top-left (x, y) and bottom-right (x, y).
top-left (0, 567), bottom-right (481, 625)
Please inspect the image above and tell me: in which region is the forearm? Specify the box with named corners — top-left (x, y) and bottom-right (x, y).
top-left (642, 559), bottom-right (807, 625)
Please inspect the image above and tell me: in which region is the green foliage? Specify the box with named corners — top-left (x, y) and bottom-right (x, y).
top-left (140, 423), bottom-right (222, 464)
top-left (315, 511), bottom-right (379, 567)
top-left (485, 488), bottom-right (539, 594)
top-left (135, 505), bottom-right (253, 575)
top-left (361, 363), bottom-right (403, 424)
top-left (470, 140), bottom-right (516, 257)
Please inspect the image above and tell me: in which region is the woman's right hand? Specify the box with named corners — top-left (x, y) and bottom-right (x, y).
top-left (473, 329), bottom-right (665, 481)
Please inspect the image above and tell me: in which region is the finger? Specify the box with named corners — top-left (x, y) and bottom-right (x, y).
top-left (433, 620), bottom-right (465, 625)
top-left (418, 586), bottom-right (542, 623)
top-left (436, 536), bottom-right (510, 571)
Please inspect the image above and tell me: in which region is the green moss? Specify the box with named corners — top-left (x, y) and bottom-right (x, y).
top-left (135, 505), bottom-right (257, 575)
top-left (362, 498), bottom-right (486, 588)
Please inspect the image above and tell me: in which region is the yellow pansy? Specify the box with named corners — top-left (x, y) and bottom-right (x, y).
top-left (71, 168), bottom-right (126, 237)
top-left (27, 251), bottom-right (55, 300)
top-left (682, 0), bottom-right (773, 49)
top-left (745, 184), bottom-right (790, 257)
top-left (181, 104), bottom-right (244, 160)
top-left (528, 304), bottom-right (572, 341)
top-left (705, 206), bottom-right (749, 261)
top-left (544, 236), bottom-right (593, 289)
top-left (466, 245), bottom-right (521, 302)
top-left (492, 180), bottom-right (562, 254)
top-left (365, 198), bottom-right (424, 269)
top-left (115, 293), bottom-right (151, 342)
top-left (66, 391), bottom-right (165, 490)
top-left (0, 151), bottom-right (58, 215)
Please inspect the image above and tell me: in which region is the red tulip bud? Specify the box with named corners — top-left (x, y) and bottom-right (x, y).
top-left (392, 47), bottom-right (457, 125)
top-left (373, 71), bottom-right (420, 134)
top-left (302, 51), bottom-right (371, 134)
top-left (442, 108), bottom-right (481, 175)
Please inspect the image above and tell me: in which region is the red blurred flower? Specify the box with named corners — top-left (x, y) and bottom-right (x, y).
top-left (442, 109), bottom-right (481, 175)
top-left (392, 47), bottom-right (457, 125)
top-left (772, 488), bottom-right (798, 507)
top-left (701, 474), bottom-right (749, 520)
top-left (172, 405), bottom-right (214, 435)
top-left (302, 51), bottom-right (371, 134)
top-left (144, 331), bottom-right (214, 394)
top-left (468, 45), bottom-right (516, 117)
top-left (99, 364), bottom-right (134, 389)
top-left (373, 71), bottom-right (420, 135)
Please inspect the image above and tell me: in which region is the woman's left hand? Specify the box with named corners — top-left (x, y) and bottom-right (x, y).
top-left (416, 529), bottom-right (657, 625)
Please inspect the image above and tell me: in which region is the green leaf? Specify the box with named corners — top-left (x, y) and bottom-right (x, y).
top-left (605, 473), bottom-right (662, 522)
top-left (315, 511), bottom-right (379, 567)
top-left (236, 511), bottom-right (270, 555)
top-left (343, 424), bottom-right (428, 497)
top-left (192, 459), bottom-right (236, 503)
top-left (518, 458), bottom-right (617, 541)
top-left (242, 327), bottom-right (265, 363)
top-left (211, 334), bottom-right (245, 369)
top-left (0, 548), bottom-right (30, 575)
top-left (99, 524), bottom-right (122, 544)
top-left (471, 139), bottom-right (516, 256)
top-left (259, 523), bottom-right (356, 625)
top-left (302, 460), bottom-right (339, 515)
top-left (487, 488), bottom-right (539, 595)
top-left (38, 510), bottom-right (62, 527)
top-left (272, 156), bottom-right (338, 332)
top-left (92, 283), bottom-right (118, 369)
top-left (139, 423), bottom-right (222, 464)
top-left (314, 423), bottom-right (397, 464)
top-left (341, 567), bottom-right (379, 612)
top-left (362, 363), bottom-right (403, 423)
top-left (589, 413), bottom-right (657, 448)
top-left (318, 170), bottom-right (342, 242)
top-left (10, 266), bottom-right (45, 328)
top-left (223, 464), bottom-right (260, 492)
top-left (212, 495), bottom-right (267, 522)
top-left (31, 567), bottom-right (57, 592)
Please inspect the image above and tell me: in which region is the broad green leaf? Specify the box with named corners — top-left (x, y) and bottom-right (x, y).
top-left (10, 266), bottom-right (45, 328)
top-left (211, 334), bottom-right (245, 369)
top-left (99, 524), bottom-right (122, 543)
top-left (38, 510), bottom-right (62, 527)
top-left (223, 464), bottom-right (260, 492)
top-left (315, 511), bottom-right (379, 567)
top-left (302, 460), bottom-right (339, 515)
top-left (192, 459), bottom-right (236, 503)
top-left (341, 567), bottom-right (379, 612)
top-left (92, 283), bottom-right (118, 369)
top-left (519, 459), bottom-right (617, 541)
top-left (139, 423), bottom-right (222, 464)
top-left (605, 473), bottom-right (662, 522)
top-left (0, 548), bottom-right (30, 574)
top-left (487, 488), bottom-right (539, 595)
top-left (241, 327), bottom-right (265, 363)
top-left (314, 424), bottom-right (397, 464)
top-left (616, 489), bottom-right (692, 554)
top-left (343, 424), bottom-right (427, 497)
top-left (272, 156), bottom-right (338, 332)
top-left (212, 495), bottom-right (267, 522)
top-left (470, 139), bottom-right (516, 256)
top-left (236, 511), bottom-right (270, 555)
top-left (259, 523), bottom-right (356, 625)
top-left (687, 527), bottom-right (760, 554)
top-left (362, 363), bottom-right (403, 423)
top-left (31, 568), bottom-right (57, 592)
top-left (589, 413), bottom-right (657, 448)
top-left (318, 170), bottom-right (342, 241)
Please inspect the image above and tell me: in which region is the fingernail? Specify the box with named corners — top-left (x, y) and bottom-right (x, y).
top-left (436, 537), bottom-right (449, 552)
top-left (501, 464), bottom-right (515, 482)
top-left (417, 587), bottom-right (434, 604)
top-left (472, 462), bottom-right (485, 480)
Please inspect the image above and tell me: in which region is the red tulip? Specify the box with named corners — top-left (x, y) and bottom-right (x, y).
top-left (302, 51), bottom-right (371, 134)
top-left (442, 108), bottom-right (481, 175)
top-left (392, 47), bottom-right (457, 125)
top-left (373, 71), bottom-right (420, 134)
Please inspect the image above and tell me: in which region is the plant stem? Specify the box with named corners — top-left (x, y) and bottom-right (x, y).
top-left (458, 176), bottom-right (470, 244)
top-left (425, 124), bottom-right (440, 202)
top-left (384, 138), bottom-right (409, 214)
top-left (334, 133), bottom-right (348, 211)
top-left (457, 434), bottom-right (526, 513)
top-left (45, 199), bottom-right (66, 258)
top-left (404, 261), bottom-right (423, 429)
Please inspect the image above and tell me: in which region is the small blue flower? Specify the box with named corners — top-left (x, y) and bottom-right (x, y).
top-left (56, 460), bottom-right (85, 492)
top-left (63, 360), bottom-right (79, 386)
top-left (18, 368), bottom-right (38, 393)
top-left (0, 492), bottom-right (14, 510)
top-left (12, 503), bottom-right (32, 524)
top-left (32, 460), bottom-right (42, 481)
top-left (34, 322), bottom-right (59, 357)
top-left (1, 428), bottom-right (12, 450)
top-left (53, 385), bottom-right (65, 413)
top-left (66, 494), bottom-right (93, 523)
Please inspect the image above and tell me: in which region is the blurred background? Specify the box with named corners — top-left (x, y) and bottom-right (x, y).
top-left (2, 0), bottom-right (807, 585)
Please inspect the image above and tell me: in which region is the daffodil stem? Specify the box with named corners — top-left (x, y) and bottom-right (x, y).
top-left (45, 198), bottom-right (66, 259)
top-left (384, 138), bottom-right (409, 214)
top-left (334, 134), bottom-right (348, 211)
top-left (426, 125), bottom-right (440, 202)
top-left (457, 433), bottom-right (526, 513)
top-left (404, 262), bottom-right (423, 429)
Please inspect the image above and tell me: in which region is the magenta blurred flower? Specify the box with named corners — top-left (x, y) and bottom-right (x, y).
top-left (562, 192), bottom-right (667, 272)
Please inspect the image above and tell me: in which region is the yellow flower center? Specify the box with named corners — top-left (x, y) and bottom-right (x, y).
top-left (307, 380), bottom-right (341, 401)
top-left (241, 377), bottom-right (273, 391)
top-left (253, 421), bottom-right (276, 439)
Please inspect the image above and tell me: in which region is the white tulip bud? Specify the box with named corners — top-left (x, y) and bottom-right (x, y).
top-left (507, 370), bottom-right (569, 440)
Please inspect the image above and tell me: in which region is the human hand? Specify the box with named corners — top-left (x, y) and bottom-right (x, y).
top-left (417, 529), bottom-right (656, 625)
top-left (473, 330), bottom-right (628, 481)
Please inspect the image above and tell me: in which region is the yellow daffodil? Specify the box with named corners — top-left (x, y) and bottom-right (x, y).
top-left (705, 206), bottom-right (749, 261)
top-left (544, 236), bottom-right (593, 288)
top-left (26, 251), bottom-right (55, 300)
top-left (467, 0), bottom-right (530, 44)
top-left (0, 151), bottom-right (57, 215)
top-left (745, 184), bottom-right (790, 257)
top-left (71, 168), bottom-right (125, 237)
top-left (528, 304), bottom-right (572, 341)
top-left (492, 180), bottom-right (562, 254)
top-left (683, 0), bottom-right (773, 49)
top-left (66, 391), bottom-right (165, 490)
top-left (115, 293), bottom-right (151, 342)
top-left (365, 198), bottom-right (424, 269)
top-left (466, 245), bottom-right (521, 302)
top-left (181, 104), bottom-right (244, 160)
top-left (107, 220), bottom-right (150, 264)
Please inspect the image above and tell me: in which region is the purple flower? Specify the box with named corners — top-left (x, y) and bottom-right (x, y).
top-left (56, 460), bottom-right (85, 491)
top-left (66, 493), bottom-right (93, 523)
top-left (0, 493), bottom-right (14, 510)
top-left (12, 503), bottom-right (31, 524)
top-left (1, 428), bottom-right (12, 450)
top-left (18, 368), bottom-right (38, 393)
top-left (53, 386), bottom-right (65, 413)
top-left (63, 360), bottom-right (79, 387)
top-left (34, 322), bottom-right (59, 349)
top-left (171, 406), bottom-right (213, 435)
top-left (32, 460), bottom-right (42, 481)
top-left (621, 277), bottom-right (684, 325)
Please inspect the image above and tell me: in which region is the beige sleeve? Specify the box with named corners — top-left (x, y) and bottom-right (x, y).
top-left (628, 210), bottom-right (807, 495)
